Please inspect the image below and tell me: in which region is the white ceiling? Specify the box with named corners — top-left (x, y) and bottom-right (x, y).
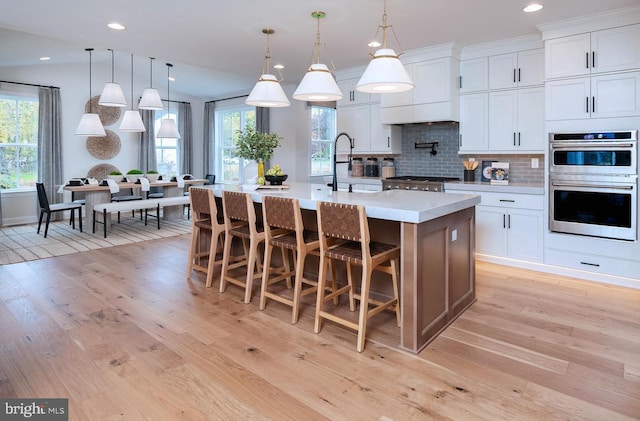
top-left (1, 0), bottom-right (639, 100)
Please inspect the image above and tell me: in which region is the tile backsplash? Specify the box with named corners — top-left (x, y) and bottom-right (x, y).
top-left (364, 122), bottom-right (545, 184)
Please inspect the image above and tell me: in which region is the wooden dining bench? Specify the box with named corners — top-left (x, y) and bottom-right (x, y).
top-left (92, 196), bottom-right (190, 238)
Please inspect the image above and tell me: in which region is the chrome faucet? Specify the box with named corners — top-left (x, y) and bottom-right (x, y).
top-left (332, 132), bottom-right (354, 192)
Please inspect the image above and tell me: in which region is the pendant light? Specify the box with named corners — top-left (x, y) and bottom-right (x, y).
top-left (119, 54), bottom-right (146, 132)
top-left (293, 11), bottom-right (343, 102)
top-left (99, 49), bottom-right (128, 107)
top-left (139, 57), bottom-right (164, 110)
top-left (356, 0), bottom-right (415, 93)
top-left (156, 63), bottom-right (180, 139)
top-left (246, 28), bottom-right (290, 108)
top-left (76, 48), bottom-right (106, 137)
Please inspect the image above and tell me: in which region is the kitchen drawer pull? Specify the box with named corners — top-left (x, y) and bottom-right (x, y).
top-left (586, 96), bottom-right (589, 113)
top-left (518, 68), bottom-right (521, 83)
top-left (502, 214), bottom-right (506, 228)
top-left (513, 68), bottom-right (516, 83)
top-left (499, 199), bottom-right (515, 202)
top-left (585, 52), bottom-right (589, 69)
top-left (592, 96), bottom-right (595, 113)
top-left (580, 261), bottom-right (600, 267)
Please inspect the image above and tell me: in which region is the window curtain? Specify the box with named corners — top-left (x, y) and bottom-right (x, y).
top-left (203, 102), bottom-right (215, 176)
top-left (139, 109), bottom-right (157, 172)
top-left (37, 87), bottom-right (63, 210)
top-left (256, 106), bottom-right (269, 133)
top-left (256, 107), bottom-right (271, 167)
top-left (178, 102), bottom-right (193, 175)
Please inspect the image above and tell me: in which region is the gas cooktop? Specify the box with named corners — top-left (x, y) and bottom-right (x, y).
top-left (385, 175), bottom-right (460, 182)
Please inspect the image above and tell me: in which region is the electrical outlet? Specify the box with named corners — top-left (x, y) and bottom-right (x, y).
top-left (531, 158), bottom-right (539, 169)
top-left (469, 157), bottom-right (475, 162)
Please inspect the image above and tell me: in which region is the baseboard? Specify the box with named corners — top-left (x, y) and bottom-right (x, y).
top-left (476, 253), bottom-right (640, 290)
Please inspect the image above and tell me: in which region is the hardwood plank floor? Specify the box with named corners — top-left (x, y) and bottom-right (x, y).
top-left (0, 234), bottom-right (638, 420)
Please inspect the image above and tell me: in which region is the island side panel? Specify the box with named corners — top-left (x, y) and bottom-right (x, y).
top-left (400, 207), bottom-right (476, 353)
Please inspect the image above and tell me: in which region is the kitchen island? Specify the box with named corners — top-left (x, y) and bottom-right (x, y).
top-left (203, 182), bottom-right (480, 354)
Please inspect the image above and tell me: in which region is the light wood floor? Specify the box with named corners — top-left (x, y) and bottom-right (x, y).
top-left (0, 234), bottom-right (638, 420)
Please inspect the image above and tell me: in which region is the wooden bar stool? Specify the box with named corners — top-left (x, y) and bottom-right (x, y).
top-left (314, 201), bottom-right (400, 352)
top-left (219, 191), bottom-right (265, 304)
top-left (260, 195), bottom-right (337, 324)
top-left (186, 187), bottom-right (224, 287)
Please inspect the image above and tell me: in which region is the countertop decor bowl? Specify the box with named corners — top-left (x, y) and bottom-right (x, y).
top-left (265, 174), bottom-right (288, 185)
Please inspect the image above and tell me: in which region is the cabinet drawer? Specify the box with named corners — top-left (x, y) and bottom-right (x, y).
top-left (477, 192), bottom-right (544, 210)
top-left (544, 248), bottom-right (640, 280)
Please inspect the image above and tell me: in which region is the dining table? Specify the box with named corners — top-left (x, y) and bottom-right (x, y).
top-left (63, 179), bottom-right (207, 227)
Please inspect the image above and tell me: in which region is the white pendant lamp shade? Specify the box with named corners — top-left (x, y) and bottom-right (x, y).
top-left (356, 48), bottom-right (414, 93)
top-left (246, 74), bottom-right (290, 107)
top-left (76, 48), bottom-right (106, 137)
top-left (139, 87), bottom-right (163, 110)
top-left (76, 113), bottom-right (106, 136)
top-left (157, 62), bottom-right (180, 139)
top-left (294, 63), bottom-right (342, 101)
top-left (157, 118), bottom-right (180, 138)
top-left (293, 12), bottom-right (342, 102)
top-left (356, 1), bottom-right (415, 94)
top-left (99, 82), bottom-right (127, 107)
top-left (99, 49), bottom-right (127, 107)
top-left (245, 28), bottom-right (290, 108)
top-left (120, 110), bottom-right (146, 132)
top-left (119, 53), bottom-right (146, 132)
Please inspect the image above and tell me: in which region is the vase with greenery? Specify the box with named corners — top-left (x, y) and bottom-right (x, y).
top-left (235, 127), bottom-right (282, 179)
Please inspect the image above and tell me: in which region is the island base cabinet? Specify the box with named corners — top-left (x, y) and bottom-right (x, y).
top-left (400, 207), bottom-right (476, 354)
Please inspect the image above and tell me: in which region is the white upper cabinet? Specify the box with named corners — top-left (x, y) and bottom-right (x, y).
top-left (336, 78), bottom-right (371, 107)
top-left (458, 93), bottom-right (489, 152)
top-left (380, 54), bottom-right (459, 124)
top-left (459, 57), bottom-right (488, 93)
top-left (546, 71), bottom-right (640, 120)
top-left (545, 24), bottom-right (640, 79)
top-left (489, 87), bottom-right (545, 151)
top-left (489, 49), bottom-right (544, 89)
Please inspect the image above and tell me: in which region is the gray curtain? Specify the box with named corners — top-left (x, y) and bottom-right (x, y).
top-left (178, 102), bottom-right (193, 175)
top-left (203, 101), bottom-right (215, 176)
top-left (139, 109), bottom-right (157, 172)
top-left (37, 87), bottom-right (63, 208)
top-left (256, 107), bottom-right (271, 167)
top-left (256, 106), bottom-right (269, 133)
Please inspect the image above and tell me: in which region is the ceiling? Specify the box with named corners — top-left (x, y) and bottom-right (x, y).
top-left (1, 0), bottom-right (638, 100)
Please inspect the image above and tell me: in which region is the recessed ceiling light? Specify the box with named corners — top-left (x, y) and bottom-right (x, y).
top-left (168, 76), bottom-right (175, 82)
top-left (523, 4), bottom-right (543, 13)
top-left (368, 40), bottom-right (381, 48)
top-left (107, 22), bottom-right (126, 30)
top-left (273, 64), bottom-right (284, 70)
top-left (39, 56), bottom-right (51, 61)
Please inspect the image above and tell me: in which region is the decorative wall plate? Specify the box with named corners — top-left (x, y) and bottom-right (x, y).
top-left (85, 95), bottom-right (121, 126)
top-left (87, 163), bottom-right (120, 181)
top-left (86, 129), bottom-right (121, 159)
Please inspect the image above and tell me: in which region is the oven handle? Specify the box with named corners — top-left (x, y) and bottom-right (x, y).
top-left (551, 182), bottom-right (634, 190)
top-left (550, 142), bottom-right (634, 149)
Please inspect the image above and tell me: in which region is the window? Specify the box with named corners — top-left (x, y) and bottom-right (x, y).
top-left (309, 105), bottom-right (336, 176)
top-left (214, 106), bottom-right (255, 183)
top-left (0, 92), bottom-right (39, 190)
top-left (155, 109), bottom-right (179, 176)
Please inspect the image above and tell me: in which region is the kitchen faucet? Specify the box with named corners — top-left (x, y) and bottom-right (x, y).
top-left (332, 132), bottom-right (354, 192)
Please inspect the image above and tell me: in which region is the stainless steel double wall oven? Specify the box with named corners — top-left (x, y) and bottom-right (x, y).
top-left (549, 130), bottom-right (638, 241)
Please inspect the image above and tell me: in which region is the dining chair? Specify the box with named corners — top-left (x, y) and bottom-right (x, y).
top-left (314, 201), bottom-right (400, 352)
top-left (186, 187), bottom-right (225, 287)
top-left (219, 190), bottom-right (265, 304)
top-left (36, 182), bottom-right (83, 238)
top-left (260, 195), bottom-right (337, 324)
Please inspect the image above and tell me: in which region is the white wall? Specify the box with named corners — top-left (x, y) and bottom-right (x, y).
top-left (0, 61), bottom-right (204, 225)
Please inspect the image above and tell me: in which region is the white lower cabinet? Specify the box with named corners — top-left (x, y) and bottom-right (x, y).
top-left (476, 205), bottom-right (543, 262)
top-left (445, 189), bottom-right (544, 263)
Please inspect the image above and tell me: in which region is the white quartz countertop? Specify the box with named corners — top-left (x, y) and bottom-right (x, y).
top-left (445, 180), bottom-right (545, 195)
top-left (202, 182), bottom-right (480, 224)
